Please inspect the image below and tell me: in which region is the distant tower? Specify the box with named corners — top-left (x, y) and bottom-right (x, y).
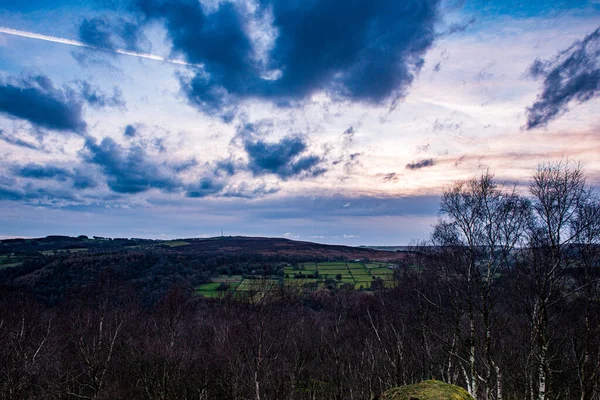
top-left (221, 229), bottom-right (224, 237)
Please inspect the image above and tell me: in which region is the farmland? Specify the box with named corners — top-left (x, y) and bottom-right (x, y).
top-left (195, 261), bottom-right (398, 298)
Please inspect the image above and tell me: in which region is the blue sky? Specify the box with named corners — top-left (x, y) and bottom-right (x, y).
top-left (0, 0), bottom-right (599, 245)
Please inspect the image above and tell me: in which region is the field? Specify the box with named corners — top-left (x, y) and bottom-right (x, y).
top-left (196, 261), bottom-right (398, 298)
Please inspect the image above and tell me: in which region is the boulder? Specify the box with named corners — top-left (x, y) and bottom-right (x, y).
top-left (378, 380), bottom-right (474, 400)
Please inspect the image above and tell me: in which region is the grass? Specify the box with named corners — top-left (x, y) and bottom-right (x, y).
top-left (350, 270), bottom-right (371, 276)
top-left (41, 248), bottom-right (89, 255)
top-left (317, 266), bottom-right (348, 271)
top-left (161, 240), bottom-right (190, 247)
top-left (0, 262), bottom-right (22, 270)
top-left (198, 291), bottom-right (227, 298)
top-left (348, 265), bottom-right (368, 271)
top-left (299, 262), bottom-right (318, 269)
top-left (237, 279), bottom-right (279, 291)
top-left (213, 275), bottom-right (244, 283)
top-left (317, 269), bottom-right (348, 274)
top-left (371, 267), bottom-right (393, 275)
top-left (365, 262), bottom-right (386, 269)
top-left (196, 282), bottom-right (222, 291)
top-left (287, 270), bottom-right (317, 276)
top-left (195, 262), bottom-right (396, 299)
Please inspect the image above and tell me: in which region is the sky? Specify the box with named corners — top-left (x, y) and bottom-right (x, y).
top-left (0, 0), bottom-right (599, 245)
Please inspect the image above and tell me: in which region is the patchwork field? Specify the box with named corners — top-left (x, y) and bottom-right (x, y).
top-left (196, 261), bottom-right (398, 298)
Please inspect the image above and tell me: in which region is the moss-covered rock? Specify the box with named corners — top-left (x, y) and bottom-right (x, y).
top-left (378, 380), bottom-right (474, 400)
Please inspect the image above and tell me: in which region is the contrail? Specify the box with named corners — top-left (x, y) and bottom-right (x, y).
top-left (0, 26), bottom-right (202, 68)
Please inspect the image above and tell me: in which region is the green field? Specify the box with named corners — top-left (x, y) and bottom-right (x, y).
top-left (196, 261), bottom-right (398, 298)
top-left (161, 240), bottom-right (190, 247)
top-left (41, 248), bottom-right (89, 255)
top-left (371, 268), bottom-right (394, 275)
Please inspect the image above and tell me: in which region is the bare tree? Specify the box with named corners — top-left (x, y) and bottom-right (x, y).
top-left (434, 171), bottom-right (529, 399)
top-left (523, 160), bottom-right (595, 400)
top-left (571, 196), bottom-right (600, 400)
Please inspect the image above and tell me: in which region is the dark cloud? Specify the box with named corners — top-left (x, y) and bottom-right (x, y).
top-left (0, 186), bottom-right (23, 202)
top-left (209, 122), bottom-right (327, 180)
top-left (123, 124), bottom-right (137, 137)
top-left (525, 27), bottom-right (600, 130)
top-left (171, 158), bottom-right (198, 173)
top-left (16, 163), bottom-right (71, 181)
top-left (212, 158), bottom-right (240, 177)
top-left (406, 158), bottom-right (436, 170)
top-left (82, 137), bottom-right (182, 194)
top-left (243, 134), bottom-right (326, 180)
top-left (78, 81), bottom-right (126, 109)
top-left (0, 74), bottom-right (86, 133)
top-left (11, 162), bottom-right (98, 190)
top-left (79, 16), bottom-right (148, 52)
top-left (343, 152), bottom-right (363, 174)
top-left (342, 125), bottom-right (356, 152)
top-left (139, 0), bottom-right (252, 118)
top-left (0, 74), bottom-right (126, 134)
top-left (383, 172), bottom-right (399, 182)
top-left (72, 171), bottom-right (98, 190)
top-left (0, 130), bottom-right (41, 150)
top-left (134, 0), bottom-right (441, 117)
top-left (186, 177), bottom-right (225, 198)
top-left (0, 180), bottom-right (85, 204)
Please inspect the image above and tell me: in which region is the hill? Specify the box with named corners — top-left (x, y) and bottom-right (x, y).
top-left (0, 235), bottom-right (407, 261)
top-left (0, 235), bottom-right (409, 304)
top-left (178, 236), bottom-right (407, 261)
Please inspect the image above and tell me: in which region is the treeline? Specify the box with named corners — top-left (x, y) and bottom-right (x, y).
top-left (0, 160), bottom-right (599, 400)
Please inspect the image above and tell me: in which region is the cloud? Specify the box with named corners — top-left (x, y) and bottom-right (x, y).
top-left (243, 134), bottom-right (326, 179)
top-left (78, 81), bottom-right (126, 109)
top-left (525, 27), bottom-right (600, 130)
top-left (72, 171), bottom-right (98, 189)
top-left (134, 0), bottom-right (442, 117)
top-left (171, 157), bottom-right (198, 173)
top-left (433, 117), bottom-right (463, 132)
top-left (283, 232), bottom-right (300, 239)
top-left (15, 163), bottom-right (71, 181)
top-left (210, 122), bottom-right (327, 180)
top-left (11, 161), bottom-right (99, 190)
top-left (222, 182), bottom-right (280, 198)
top-left (82, 136), bottom-right (182, 194)
top-left (0, 74), bottom-right (86, 133)
top-left (0, 73), bottom-right (128, 134)
top-left (79, 16), bottom-right (148, 52)
top-left (123, 124), bottom-right (137, 137)
top-left (186, 177), bottom-right (225, 198)
top-left (0, 129), bottom-right (41, 150)
top-left (406, 158), bottom-right (436, 170)
top-left (382, 172), bottom-right (399, 182)
top-left (71, 50), bottom-right (122, 71)
top-left (212, 158), bottom-right (240, 177)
